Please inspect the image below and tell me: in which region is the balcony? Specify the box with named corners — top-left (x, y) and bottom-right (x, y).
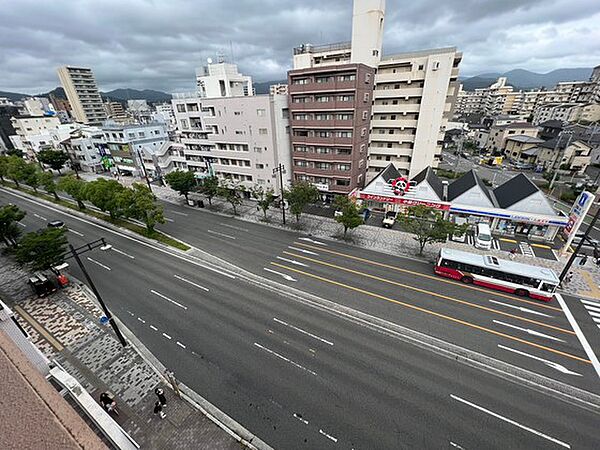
top-left (293, 166), bottom-right (352, 177)
top-left (292, 151), bottom-right (353, 161)
top-left (369, 133), bottom-right (415, 143)
top-left (289, 80), bottom-right (356, 94)
top-left (374, 87), bottom-right (423, 98)
top-left (375, 72), bottom-right (420, 83)
top-left (290, 100), bottom-right (355, 111)
top-left (371, 104), bottom-right (420, 114)
top-left (291, 118), bottom-right (354, 128)
top-left (291, 135), bottom-right (353, 146)
top-left (372, 119), bottom-right (418, 128)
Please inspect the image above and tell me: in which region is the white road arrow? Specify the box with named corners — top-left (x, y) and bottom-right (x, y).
top-left (498, 344), bottom-right (581, 376)
top-left (264, 267), bottom-right (296, 282)
top-left (493, 320), bottom-right (565, 342)
top-left (276, 256), bottom-right (308, 267)
top-left (298, 237), bottom-right (327, 246)
top-left (489, 300), bottom-right (554, 318)
top-left (288, 246), bottom-right (319, 255)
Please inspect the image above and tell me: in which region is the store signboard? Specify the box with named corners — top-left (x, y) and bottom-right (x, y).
top-left (360, 193), bottom-right (450, 210)
top-left (562, 191), bottom-right (595, 247)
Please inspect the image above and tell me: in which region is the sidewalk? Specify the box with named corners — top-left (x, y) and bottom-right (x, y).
top-left (0, 255), bottom-right (245, 450)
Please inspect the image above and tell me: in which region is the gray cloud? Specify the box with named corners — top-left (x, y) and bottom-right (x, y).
top-left (1, 0), bottom-right (599, 94)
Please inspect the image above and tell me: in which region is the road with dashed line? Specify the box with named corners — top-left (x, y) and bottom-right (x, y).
top-left (2, 187), bottom-right (600, 449)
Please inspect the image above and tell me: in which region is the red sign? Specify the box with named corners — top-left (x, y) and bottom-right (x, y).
top-left (359, 193), bottom-right (450, 210)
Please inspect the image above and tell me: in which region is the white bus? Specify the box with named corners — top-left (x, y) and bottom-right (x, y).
top-left (434, 248), bottom-right (559, 301)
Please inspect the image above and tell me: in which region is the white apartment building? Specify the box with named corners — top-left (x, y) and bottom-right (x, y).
top-left (172, 93), bottom-right (291, 194)
top-left (57, 66), bottom-right (107, 126)
top-left (22, 97), bottom-right (53, 117)
top-left (368, 47), bottom-right (461, 179)
top-left (195, 61), bottom-right (254, 98)
top-left (59, 126), bottom-right (105, 173)
top-left (152, 103), bottom-right (176, 131)
top-left (9, 115), bottom-right (79, 157)
top-left (269, 84), bottom-right (288, 95)
top-left (532, 103), bottom-right (582, 125)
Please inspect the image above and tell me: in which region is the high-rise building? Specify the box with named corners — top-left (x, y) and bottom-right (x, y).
top-left (57, 66), bottom-right (107, 126)
top-left (287, 0), bottom-right (383, 199)
top-left (368, 47), bottom-right (462, 179)
top-left (195, 61), bottom-right (254, 98)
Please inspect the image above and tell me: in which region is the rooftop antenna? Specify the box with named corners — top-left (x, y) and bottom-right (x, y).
top-left (230, 40), bottom-right (235, 63)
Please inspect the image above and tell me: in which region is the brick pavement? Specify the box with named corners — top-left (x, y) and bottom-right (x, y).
top-left (0, 256), bottom-right (246, 450)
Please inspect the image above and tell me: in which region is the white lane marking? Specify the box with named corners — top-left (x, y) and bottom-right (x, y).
top-left (293, 413), bottom-right (308, 425)
top-left (298, 237), bottom-right (327, 246)
top-left (319, 429), bottom-right (338, 443)
top-left (273, 317), bottom-right (333, 346)
top-left (177, 341), bottom-right (186, 349)
top-left (207, 229), bottom-right (236, 240)
top-left (0, 188), bottom-right (239, 280)
top-left (581, 298), bottom-right (600, 307)
top-left (170, 210), bottom-right (188, 216)
top-left (150, 289), bottom-right (188, 310)
top-left (498, 344), bottom-right (582, 376)
top-left (492, 320), bottom-right (564, 342)
top-left (162, 333), bottom-right (172, 340)
top-left (581, 300), bottom-right (600, 311)
top-left (588, 310), bottom-right (600, 318)
top-left (276, 256), bottom-right (308, 267)
top-left (150, 325), bottom-right (158, 331)
top-left (264, 267), bottom-right (296, 282)
top-left (112, 247), bottom-right (135, 259)
top-left (288, 246), bottom-right (319, 255)
top-left (555, 293), bottom-right (600, 382)
top-left (33, 213), bottom-right (47, 221)
top-left (17, 221), bottom-right (26, 227)
top-left (488, 300), bottom-right (554, 318)
top-left (86, 257), bottom-right (111, 271)
top-left (450, 394), bottom-right (571, 448)
top-left (450, 442), bottom-right (465, 449)
top-left (220, 223), bottom-right (249, 232)
top-left (68, 228), bottom-right (84, 236)
top-left (164, 217), bottom-right (175, 222)
top-left (174, 274), bottom-right (209, 292)
top-left (137, 317), bottom-right (146, 324)
top-left (253, 342), bottom-right (317, 376)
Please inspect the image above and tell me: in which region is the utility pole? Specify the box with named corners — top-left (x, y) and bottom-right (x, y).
top-left (66, 240), bottom-right (127, 347)
top-left (273, 163), bottom-right (286, 225)
top-left (549, 131), bottom-right (573, 190)
top-left (136, 149), bottom-right (153, 192)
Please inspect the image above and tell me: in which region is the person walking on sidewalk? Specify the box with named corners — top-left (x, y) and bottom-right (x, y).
top-left (155, 387), bottom-right (167, 408)
top-left (509, 247), bottom-right (518, 260)
top-left (154, 400), bottom-right (166, 419)
top-left (579, 254), bottom-right (588, 266)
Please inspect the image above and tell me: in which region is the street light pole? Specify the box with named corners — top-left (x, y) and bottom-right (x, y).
top-left (273, 163), bottom-right (286, 225)
top-left (67, 242), bottom-right (127, 347)
top-left (136, 149), bottom-right (153, 192)
top-left (549, 131), bottom-right (573, 191)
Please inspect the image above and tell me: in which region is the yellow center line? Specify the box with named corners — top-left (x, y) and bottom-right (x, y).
top-left (499, 238), bottom-right (518, 244)
top-left (530, 243), bottom-right (552, 249)
top-left (270, 262), bottom-right (591, 365)
top-left (284, 251), bottom-right (574, 336)
top-left (14, 305), bottom-right (64, 352)
top-left (294, 242), bottom-right (562, 312)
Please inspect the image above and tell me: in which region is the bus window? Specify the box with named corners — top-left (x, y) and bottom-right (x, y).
top-left (539, 282), bottom-right (556, 293)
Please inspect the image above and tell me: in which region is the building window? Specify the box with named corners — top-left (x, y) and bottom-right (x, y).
top-left (418, 64), bottom-right (424, 70)
top-left (257, 109), bottom-right (266, 117)
top-left (338, 74), bottom-right (356, 81)
top-left (234, 111), bottom-right (242, 116)
top-left (365, 73), bottom-right (372, 83)
top-left (316, 76), bottom-right (334, 83)
top-left (338, 95), bottom-right (354, 102)
top-left (235, 130), bottom-right (244, 135)
top-left (292, 78), bottom-right (308, 85)
top-left (339, 164), bottom-right (351, 171)
top-left (362, 110), bottom-right (368, 120)
top-left (336, 131), bottom-right (352, 138)
top-left (316, 147), bottom-right (331, 154)
top-left (316, 96), bottom-right (331, 102)
top-left (294, 146), bottom-right (307, 152)
top-left (336, 179), bottom-right (350, 186)
top-left (177, 104), bottom-right (186, 112)
top-left (363, 93), bottom-right (370, 102)
top-left (259, 128), bottom-right (268, 135)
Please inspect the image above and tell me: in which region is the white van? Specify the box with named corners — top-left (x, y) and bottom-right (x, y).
top-left (474, 223), bottom-right (492, 250)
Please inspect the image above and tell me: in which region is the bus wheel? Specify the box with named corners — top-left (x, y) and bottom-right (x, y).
top-left (515, 289), bottom-right (528, 297)
top-left (461, 276), bottom-right (473, 284)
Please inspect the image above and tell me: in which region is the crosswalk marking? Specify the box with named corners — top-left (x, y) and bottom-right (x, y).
top-left (580, 299), bottom-right (600, 329)
top-left (519, 242), bottom-right (535, 257)
top-left (492, 238), bottom-right (500, 250)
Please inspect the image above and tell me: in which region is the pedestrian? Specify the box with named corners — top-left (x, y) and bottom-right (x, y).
top-left (564, 271), bottom-right (574, 285)
top-left (509, 248), bottom-right (517, 260)
top-left (154, 400), bottom-right (166, 419)
top-left (155, 387), bottom-right (167, 407)
top-left (579, 254), bottom-right (588, 266)
top-left (593, 246), bottom-right (600, 264)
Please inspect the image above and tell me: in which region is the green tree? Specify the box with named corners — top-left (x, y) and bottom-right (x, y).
top-left (333, 195), bottom-right (363, 238)
top-left (399, 205), bottom-right (466, 256)
top-left (38, 171), bottom-right (60, 201)
top-left (0, 155), bottom-right (9, 182)
top-left (58, 175), bottom-right (88, 209)
top-left (126, 183), bottom-right (165, 233)
top-left (251, 185), bottom-right (276, 221)
top-left (14, 227), bottom-right (68, 271)
top-left (0, 204), bottom-right (26, 247)
top-left (6, 155), bottom-right (29, 188)
top-left (284, 181), bottom-right (319, 223)
top-left (37, 149), bottom-right (70, 174)
top-left (22, 164), bottom-right (40, 193)
top-left (218, 180), bottom-right (245, 215)
top-left (85, 178), bottom-right (127, 219)
top-left (197, 175), bottom-right (219, 206)
top-left (164, 170), bottom-right (196, 202)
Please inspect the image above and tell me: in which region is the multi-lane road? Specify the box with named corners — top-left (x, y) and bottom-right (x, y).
top-left (2, 187), bottom-right (600, 449)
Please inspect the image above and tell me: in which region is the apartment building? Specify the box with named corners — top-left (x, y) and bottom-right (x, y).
top-left (196, 61), bottom-right (254, 98)
top-left (368, 47), bottom-right (461, 179)
top-left (171, 93), bottom-right (291, 193)
top-left (104, 101), bottom-right (130, 123)
top-left (486, 122), bottom-right (539, 153)
top-left (270, 84), bottom-right (288, 95)
top-left (59, 126), bottom-right (105, 173)
top-left (57, 66), bottom-right (107, 125)
top-left (9, 115), bottom-right (79, 157)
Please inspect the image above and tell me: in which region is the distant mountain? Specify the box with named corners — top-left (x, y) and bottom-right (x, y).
top-left (0, 90), bottom-right (30, 102)
top-left (102, 88), bottom-right (171, 103)
top-left (254, 80), bottom-right (287, 95)
top-left (461, 67), bottom-right (593, 91)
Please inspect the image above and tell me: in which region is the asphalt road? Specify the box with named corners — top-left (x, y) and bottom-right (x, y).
top-left (2, 188), bottom-right (600, 449)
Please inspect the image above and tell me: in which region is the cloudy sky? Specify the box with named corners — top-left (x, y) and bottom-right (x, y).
top-left (2, 0), bottom-right (599, 94)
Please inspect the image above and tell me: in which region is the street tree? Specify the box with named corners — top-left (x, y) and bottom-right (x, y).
top-left (399, 205), bottom-right (466, 256)
top-left (23, 164), bottom-right (40, 193)
top-left (0, 155), bottom-right (9, 182)
top-left (333, 195), bottom-right (363, 238)
top-left (39, 171), bottom-right (60, 201)
top-left (6, 155), bottom-right (29, 188)
top-left (127, 183), bottom-right (165, 233)
top-left (58, 175), bottom-right (88, 209)
top-left (37, 149), bottom-right (70, 174)
top-left (197, 175), bottom-right (219, 206)
top-left (164, 170), bottom-right (196, 202)
top-left (284, 181), bottom-right (319, 223)
top-left (0, 204), bottom-right (26, 247)
top-left (14, 227), bottom-right (68, 271)
top-left (218, 180), bottom-right (245, 215)
top-left (85, 178), bottom-right (127, 220)
top-left (251, 185), bottom-right (276, 221)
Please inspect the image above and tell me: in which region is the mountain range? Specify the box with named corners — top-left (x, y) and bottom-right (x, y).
top-left (0, 87), bottom-right (172, 104)
top-left (460, 68), bottom-right (593, 91)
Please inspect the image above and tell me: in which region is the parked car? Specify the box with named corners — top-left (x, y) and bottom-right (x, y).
top-left (47, 220), bottom-right (65, 229)
top-left (474, 223), bottom-right (492, 250)
top-left (382, 211), bottom-right (397, 228)
top-left (452, 217), bottom-right (468, 243)
top-left (28, 273), bottom-right (57, 298)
